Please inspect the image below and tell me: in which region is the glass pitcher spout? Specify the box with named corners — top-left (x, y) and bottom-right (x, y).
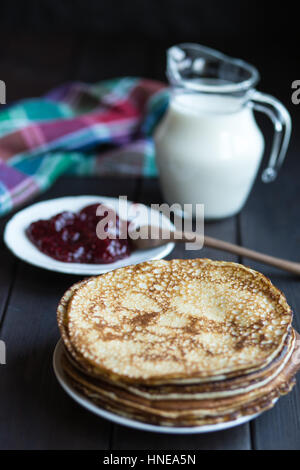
top-left (166, 43), bottom-right (291, 183)
top-left (167, 43), bottom-right (259, 95)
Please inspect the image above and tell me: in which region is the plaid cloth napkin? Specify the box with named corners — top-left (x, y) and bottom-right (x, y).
top-left (0, 77), bottom-right (169, 217)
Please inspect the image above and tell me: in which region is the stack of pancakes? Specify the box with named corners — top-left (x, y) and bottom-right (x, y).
top-left (57, 259), bottom-right (299, 427)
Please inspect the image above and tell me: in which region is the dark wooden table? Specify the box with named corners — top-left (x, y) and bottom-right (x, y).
top-left (0, 33), bottom-right (299, 451)
top-left (0, 167), bottom-right (300, 450)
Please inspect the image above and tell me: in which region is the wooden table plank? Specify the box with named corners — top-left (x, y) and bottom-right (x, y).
top-left (239, 155), bottom-right (300, 449)
top-left (0, 218), bottom-right (17, 325)
top-left (0, 262), bottom-right (112, 450)
top-left (112, 424), bottom-right (251, 450)
top-left (111, 178), bottom-right (251, 450)
top-left (0, 177), bottom-right (137, 449)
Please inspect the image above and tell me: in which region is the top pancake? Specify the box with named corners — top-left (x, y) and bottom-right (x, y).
top-left (63, 259), bottom-right (292, 384)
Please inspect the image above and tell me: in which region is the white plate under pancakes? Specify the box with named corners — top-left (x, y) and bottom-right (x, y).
top-left (4, 196), bottom-right (175, 275)
top-left (53, 339), bottom-right (262, 434)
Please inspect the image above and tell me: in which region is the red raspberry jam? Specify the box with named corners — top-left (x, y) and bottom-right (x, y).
top-left (26, 203), bottom-right (131, 264)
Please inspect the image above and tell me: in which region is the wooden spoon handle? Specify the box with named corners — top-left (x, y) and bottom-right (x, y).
top-left (173, 230), bottom-right (300, 276)
top-left (204, 235), bottom-right (300, 275)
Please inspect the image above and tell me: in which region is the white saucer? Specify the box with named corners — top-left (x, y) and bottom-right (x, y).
top-left (53, 339), bottom-right (261, 434)
top-left (4, 196), bottom-right (175, 275)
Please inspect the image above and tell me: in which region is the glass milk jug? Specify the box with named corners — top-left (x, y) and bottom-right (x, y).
top-left (154, 44), bottom-right (291, 219)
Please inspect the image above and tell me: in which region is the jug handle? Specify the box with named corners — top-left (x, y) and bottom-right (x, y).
top-left (250, 91), bottom-right (292, 183)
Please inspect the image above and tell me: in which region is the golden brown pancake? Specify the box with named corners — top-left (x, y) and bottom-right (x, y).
top-left (60, 330), bottom-right (297, 411)
top-left (62, 329), bottom-right (294, 400)
top-left (61, 340), bottom-right (298, 426)
top-left (59, 259), bottom-right (292, 384)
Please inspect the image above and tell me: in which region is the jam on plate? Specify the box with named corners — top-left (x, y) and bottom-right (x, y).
top-left (26, 203), bottom-right (131, 264)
